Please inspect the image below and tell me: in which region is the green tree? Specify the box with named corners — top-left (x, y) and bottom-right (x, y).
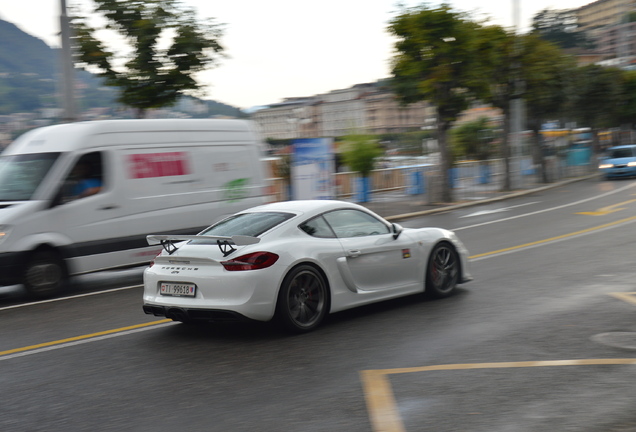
top-left (566, 64), bottom-right (625, 154)
top-left (340, 133), bottom-right (382, 202)
top-left (71, 0), bottom-right (224, 118)
top-left (474, 27), bottom-right (573, 187)
top-left (340, 133), bottom-right (383, 177)
top-left (619, 70), bottom-right (636, 135)
top-left (450, 117), bottom-right (495, 161)
top-left (472, 24), bottom-right (518, 191)
top-left (521, 35), bottom-right (575, 182)
top-left (389, 4), bottom-right (483, 202)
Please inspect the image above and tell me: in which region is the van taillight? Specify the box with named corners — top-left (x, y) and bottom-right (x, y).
top-left (149, 252), bottom-right (162, 268)
top-left (221, 252), bottom-right (279, 271)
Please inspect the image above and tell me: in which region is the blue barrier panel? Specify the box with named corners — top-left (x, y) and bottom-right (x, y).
top-left (354, 176), bottom-right (372, 202)
top-left (406, 169), bottom-right (425, 195)
top-left (566, 147), bottom-right (591, 166)
top-left (478, 164), bottom-right (491, 184)
top-left (521, 158), bottom-right (535, 175)
top-left (449, 167), bottom-right (458, 188)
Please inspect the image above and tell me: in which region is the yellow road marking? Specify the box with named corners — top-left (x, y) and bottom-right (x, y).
top-left (361, 359), bottom-right (636, 432)
top-left (609, 292), bottom-right (636, 306)
top-left (469, 215), bottom-right (636, 259)
top-left (576, 198), bottom-right (636, 216)
top-left (0, 319), bottom-right (171, 357)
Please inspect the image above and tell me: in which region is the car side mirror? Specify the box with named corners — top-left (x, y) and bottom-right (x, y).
top-left (392, 223), bottom-right (403, 240)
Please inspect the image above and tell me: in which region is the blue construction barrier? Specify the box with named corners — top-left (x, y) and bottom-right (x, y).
top-left (354, 176), bottom-right (372, 203)
top-left (406, 169), bottom-right (425, 195)
top-left (566, 145), bottom-right (592, 166)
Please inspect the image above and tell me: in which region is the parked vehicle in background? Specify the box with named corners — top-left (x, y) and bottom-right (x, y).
top-left (142, 200), bottom-right (472, 333)
top-left (0, 119), bottom-right (269, 298)
top-left (598, 145), bottom-right (636, 180)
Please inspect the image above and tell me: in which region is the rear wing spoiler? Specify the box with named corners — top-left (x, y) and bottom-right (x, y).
top-left (147, 234), bottom-right (260, 257)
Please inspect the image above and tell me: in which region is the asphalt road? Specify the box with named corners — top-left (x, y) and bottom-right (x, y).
top-left (2, 177), bottom-right (636, 432)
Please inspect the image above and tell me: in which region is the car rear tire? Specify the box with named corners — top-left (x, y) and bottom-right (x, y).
top-left (276, 265), bottom-right (328, 333)
top-left (425, 242), bottom-right (459, 299)
top-left (23, 250), bottom-right (68, 299)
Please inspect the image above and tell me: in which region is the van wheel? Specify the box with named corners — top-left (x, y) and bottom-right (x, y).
top-left (23, 250), bottom-right (67, 299)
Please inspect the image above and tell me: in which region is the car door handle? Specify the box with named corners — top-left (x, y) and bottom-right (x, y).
top-left (98, 205), bottom-right (119, 210)
top-left (347, 249), bottom-right (361, 258)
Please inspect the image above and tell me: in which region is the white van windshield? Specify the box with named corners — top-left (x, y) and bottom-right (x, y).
top-left (0, 153), bottom-right (60, 201)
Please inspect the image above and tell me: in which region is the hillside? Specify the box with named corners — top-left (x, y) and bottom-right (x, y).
top-left (0, 19), bottom-right (244, 117)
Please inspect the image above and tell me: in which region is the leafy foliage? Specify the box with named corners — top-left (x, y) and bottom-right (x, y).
top-left (450, 118), bottom-right (496, 161)
top-left (340, 134), bottom-right (383, 177)
top-left (71, 0), bottom-right (225, 117)
top-left (567, 64), bottom-right (625, 131)
top-left (389, 4), bottom-right (484, 201)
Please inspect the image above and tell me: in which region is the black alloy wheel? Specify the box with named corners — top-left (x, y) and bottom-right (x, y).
top-left (425, 242), bottom-right (459, 298)
top-left (276, 265), bottom-right (328, 333)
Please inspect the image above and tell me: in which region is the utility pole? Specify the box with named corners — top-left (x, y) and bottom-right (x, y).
top-left (510, 0), bottom-right (524, 189)
top-left (60, 0), bottom-right (77, 122)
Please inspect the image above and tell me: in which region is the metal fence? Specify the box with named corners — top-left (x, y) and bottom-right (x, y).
top-left (268, 148), bottom-right (596, 203)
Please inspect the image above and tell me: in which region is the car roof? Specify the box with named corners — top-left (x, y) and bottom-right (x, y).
top-left (244, 200), bottom-right (376, 218)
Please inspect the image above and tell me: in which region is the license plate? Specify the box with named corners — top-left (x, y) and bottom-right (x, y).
top-left (160, 282), bottom-right (196, 297)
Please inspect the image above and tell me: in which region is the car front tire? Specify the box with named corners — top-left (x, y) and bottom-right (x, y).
top-left (425, 242), bottom-right (459, 299)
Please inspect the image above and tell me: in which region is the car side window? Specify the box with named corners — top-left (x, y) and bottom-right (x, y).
top-left (322, 209), bottom-right (390, 238)
top-left (61, 151), bottom-right (104, 203)
top-left (299, 215), bottom-right (336, 238)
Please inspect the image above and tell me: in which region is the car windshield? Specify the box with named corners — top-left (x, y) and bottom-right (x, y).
top-left (609, 148), bottom-right (635, 159)
top-left (0, 152), bottom-right (60, 201)
top-left (199, 212), bottom-right (295, 238)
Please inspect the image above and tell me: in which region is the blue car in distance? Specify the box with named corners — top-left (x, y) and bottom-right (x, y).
top-left (599, 145), bottom-right (636, 179)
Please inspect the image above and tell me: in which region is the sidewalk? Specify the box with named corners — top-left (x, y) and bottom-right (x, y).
top-left (354, 174), bottom-right (597, 221)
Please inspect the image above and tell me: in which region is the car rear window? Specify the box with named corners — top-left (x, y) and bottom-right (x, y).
top-left (199, 212), bottom-right (295, 237)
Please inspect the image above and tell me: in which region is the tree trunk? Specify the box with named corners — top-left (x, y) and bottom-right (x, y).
top-left (531, 129), bottom-right (549, 183)
top-left (501, 111), bottom-right (512, 192)
top-left (437, 119), bottom-right (453, 203)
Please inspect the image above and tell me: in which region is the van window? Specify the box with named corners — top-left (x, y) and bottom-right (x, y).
top-left (61, 152), bottom-right (104, 203)
top-left (0, 152), bottom-right (60, 201)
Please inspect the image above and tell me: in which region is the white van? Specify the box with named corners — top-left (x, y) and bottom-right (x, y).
top-left (0, 119), bottom-right (270, 298)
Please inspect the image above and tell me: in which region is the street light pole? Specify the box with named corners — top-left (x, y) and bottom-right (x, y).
top-left (60, 0), bottom-right (77, 122)
top-left (510, 0), bottom-right (524, 189)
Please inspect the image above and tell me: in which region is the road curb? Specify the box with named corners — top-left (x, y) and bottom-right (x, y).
top-left (384, 174), bottom-right (598, 222)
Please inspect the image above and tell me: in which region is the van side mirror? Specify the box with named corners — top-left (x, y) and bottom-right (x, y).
top-left (392, 223), bottom-right (403, 240)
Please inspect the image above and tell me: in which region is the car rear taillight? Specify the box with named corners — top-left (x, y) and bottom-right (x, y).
top-left (221, 252), bottom-right (279, 271)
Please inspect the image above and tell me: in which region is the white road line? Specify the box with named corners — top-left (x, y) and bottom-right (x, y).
top-left (459, 201), bottom-right (539, 218)
top-left (453, 181), bottom-right (636, 231)
top-left (0, 322), bottom-right (176, 362)
top-left (0, 285), bottom-right (142, 311)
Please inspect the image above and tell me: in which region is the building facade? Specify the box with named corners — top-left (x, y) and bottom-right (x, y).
top-left (250, 81), bottom-right (433, 140)
top-left (577, 0), bottom-right (636, 36)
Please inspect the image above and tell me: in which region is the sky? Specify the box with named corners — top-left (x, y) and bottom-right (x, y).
top-left (0, 0), bottom-right (588, 110)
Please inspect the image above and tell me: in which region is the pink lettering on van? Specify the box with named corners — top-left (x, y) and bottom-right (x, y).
top-left (128, 152), bottom-right (190, 179)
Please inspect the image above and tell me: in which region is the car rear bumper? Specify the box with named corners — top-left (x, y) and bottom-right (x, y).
top-left (143, 304), bottom-right (251, 323)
